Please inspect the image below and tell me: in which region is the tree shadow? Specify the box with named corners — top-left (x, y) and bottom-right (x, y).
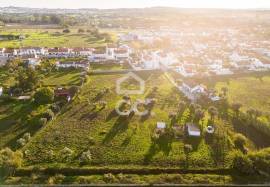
top-left (102, 113), bottom-right (134, 144)
top-left (144, 131), bottom-right (173, 164)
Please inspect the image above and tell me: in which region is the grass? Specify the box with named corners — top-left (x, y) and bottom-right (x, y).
top-left (0, 100), bottom-right (40, 149)
top-left (0, 29), bottom-right (109, 48)
top-left (215, 75), bottom-right (270, 114)
top-left (41, 69), bottom-right (82, 86)
top-left (90, 63), bottom-right (130, 71)
top-left (0, 67), bottom-right (16, 87)
top-left (23, 72), bottom-right (235, 168)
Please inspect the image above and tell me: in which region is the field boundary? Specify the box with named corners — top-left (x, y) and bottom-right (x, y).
top-left (15, 167), bottom-right (233, 176)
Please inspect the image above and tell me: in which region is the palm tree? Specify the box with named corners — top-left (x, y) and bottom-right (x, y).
top-left (208, 106), bottom-right (218, 122)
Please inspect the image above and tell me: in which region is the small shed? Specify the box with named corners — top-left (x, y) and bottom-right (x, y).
top-left (186, 123), bottom-right (201, 137)
top-left (157, 122), bottom-right (166, 129)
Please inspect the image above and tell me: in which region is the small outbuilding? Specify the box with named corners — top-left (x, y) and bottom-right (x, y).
top-left (186, 123), bottom-right (201, 137)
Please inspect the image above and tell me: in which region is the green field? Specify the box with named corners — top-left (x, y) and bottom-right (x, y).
top-left (23, 72), bottom-right (237, 168)
top-left (0, 29), bottom-right (110, 48)
top-left (42, 69), bottom-right (82, 86)
top-left (215, 75), bottom-right (270, 116)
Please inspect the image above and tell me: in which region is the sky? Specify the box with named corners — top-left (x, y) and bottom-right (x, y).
top-left (0, 0), bottom-right (269, 9)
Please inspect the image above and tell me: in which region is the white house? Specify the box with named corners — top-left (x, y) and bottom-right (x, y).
top-left (176, 65), bottom-right (196, 77)
top-left (3, 48), bottom-right (17, 57)
top-left (19, 47), bottom-right (46, 56)
top-left (180, 82), bottom-right (206, 101)
top-left (0, 48), bottom-right (5, 56)
top-left (25, 57), bottom-right (41, 67)
top-left (114, 49), bottom-right (129, 61)
top-left (0, 56), bottom-right (9, 66)
top-left (73, 48), bottom-right (93, 57)
top-left (186, 123), bottom-right (201, 137)
top-left (106, 44), bottom-right (117, 60)
top-left (155, 51), bottom-right (178, 66)
top-left (141, 54), bottom-right (160, 69)
top-left (89, 49), bottom-right (108, 62)
top-left (47, 48), bottom-right (71, 57)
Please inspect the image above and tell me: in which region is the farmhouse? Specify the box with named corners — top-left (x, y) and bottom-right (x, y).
top-left (186, 123), bottom-right (201, 137)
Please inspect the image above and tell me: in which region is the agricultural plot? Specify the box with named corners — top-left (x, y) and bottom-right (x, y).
top-left (41, 69), bottom-right (82, 86)
top-left (215, 75), bottom-right (270, 117)
top-left (24, 72), bottom-right (236, 168)
top-left (0, 29), bottom-right (108, 48)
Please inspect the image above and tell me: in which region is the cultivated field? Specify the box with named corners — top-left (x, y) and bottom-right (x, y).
top-left (0, 28), bottom-right (114, 48)
top-left (23, 71), bottom-right (238, 168)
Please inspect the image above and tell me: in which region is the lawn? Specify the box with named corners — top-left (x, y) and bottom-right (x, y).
top-left (0, 67), bottom-right (16, 87)
top-left (0, 100), bottom-right (40, 149)
top-left (90, 62), bottom-right (130, 71)
top-left (215, 75), bottom-right (270, 114)
top-left (0, 29), bottom-right (109, 48)
top-left (23, 72), bottom-right (235, 168)
top-left (41, 69), bottom-right (82, 86)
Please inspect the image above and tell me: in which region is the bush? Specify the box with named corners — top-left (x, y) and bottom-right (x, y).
top-left (38, 118), bottom-right (48, 126)
top-left (234, 133), bottom-right (248, 151)
top-left (16, 138), bottom-right (26, 147)
top-left (0, 148), bottom-right (23, 177)
top-left (42, 109), bottom-right (54, 121)
top-left (79, 150), bottom-right (92, 164)
top-left (51, 103), bottom-right (61, 113)
top-left (60, 147), bottom-right (73, 161)
top-left (23, 133), bottom-right (31, 142)
top-left (232, 151), bottom-right (255, 174)
top-left (103, 173), bottom-right (117, 183)
top-left (34, 87), bottom-right (54, 105)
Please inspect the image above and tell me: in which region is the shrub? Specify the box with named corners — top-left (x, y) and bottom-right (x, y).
top-left (51, 103), bottom-right (61, 113)
top-left (42, 109), bottom-right (54, 121)
top-left (0, 148), bottom-right (23, 177)
top-left (23, 133), bottom-right (31, 142)
top-left (17, 138), bottom-right (26, 147)
top-left (232, 151), bottom-right (255, 174)
top-left (60, 147), bottom-right (73, 161)
top-left (79, 150), bottom-right (92, 164)
top-left (103, 173), bottom-right (117, 183)
top-left (38, 118), bottom-right (48, 126)
top-left (234, 133), bottom-right (248, 151)
top-left (34, 87), bottom-right (54, 105)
